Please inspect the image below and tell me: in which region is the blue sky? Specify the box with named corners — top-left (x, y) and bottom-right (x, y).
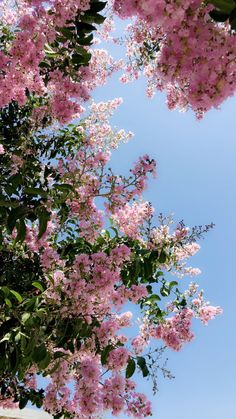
top-left (93, 69), bottom-right (236, 418)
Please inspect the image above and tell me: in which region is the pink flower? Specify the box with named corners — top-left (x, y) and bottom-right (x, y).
top-left (132, 336), bottom-right (147, 355)
top-left (107, 347), bottom-right (130, 371)
top-left (112, 202), bottom-right (154, 239)
top-left (155, 308), bottom-right (195, 351)
top-left (199, 305), bottom-right (223, 325)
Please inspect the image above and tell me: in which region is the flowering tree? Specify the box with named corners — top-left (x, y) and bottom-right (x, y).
top-left (0, 0), bottom-right (227, 418)
top-left (0, 98), bottom-right (222, 417)
top-left (113, 0), bottom-right (236, 118)
top-left (0, 0), bottom-right (235, 121)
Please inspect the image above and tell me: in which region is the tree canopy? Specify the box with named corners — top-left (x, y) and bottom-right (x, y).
top-left (0, 1), bottom-right (228, 417)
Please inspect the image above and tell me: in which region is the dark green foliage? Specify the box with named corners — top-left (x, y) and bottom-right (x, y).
top-left (40, 1), bottom-right (107, 80)
top-left (208, 0), bottom-right (236, 28)
top-left (137, 356), bottom-right (149, 378)
top-left (0, 99), bottom-right (86, 243)
top-left (126, 357), bottom-right (136, 378)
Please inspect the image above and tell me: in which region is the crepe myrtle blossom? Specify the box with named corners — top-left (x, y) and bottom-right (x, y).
top-left (0, 131), bottom-right (223, 417)
top-left (0, 2), bottom-right (224, 413)
top-left (3, 152), bottom-right (222, 417)
top-left (0, 1), bottom-right (121, 123)
top-left (113, 0), bottom-right (236, 118)
top-left (0, 98), bottom-right (222, 415)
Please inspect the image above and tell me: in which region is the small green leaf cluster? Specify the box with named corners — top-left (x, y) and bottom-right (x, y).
top-left (208, 0), bottom-right (236, 29)
top-left (125, 356), bottom-right (150, 379)
top-left (40, 1), bottom-right (107, 80)
top-left (0, 100), bottom-right (85, 244)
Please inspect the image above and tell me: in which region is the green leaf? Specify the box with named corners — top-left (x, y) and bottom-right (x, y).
top-left (0, 200), bottom-right (19, 208)
top-left (209, 0), bottom-right (235, 13)
top-left (101, 345), bottom-right (113, 365)
top-left (5, 298), bottom-right (12, 307)
top-left (37, 208), bottom-right (51, 239)
top-left (25, 296), bottom-right (38, 311)
top-left (180, 298), bottom-right (187, 307)
top-left (209, 9), bottom-right (230, 21)
top-left (0, 332), bottom-right (11, 343)
top-left (54, 183), bottom-right (74, 192)
top-left (160, 285), bottom-right (170, 297)
top-left (32, 282), bottom-right (45, 292)
top-left (32, 344), bottom-right (47, 363)
top-left (21, 312), bottom-right (31, 324)
top-left (229, 7), bottom-right (236, 28)
top-left (38, 352), bottom-right (51, 369)
top-left (15, 332), bottom-right (21, 343)
top-left (169, 281), bottom-right (178, 289)
top-left (78, 34), bottom-right (93, 46)
top-left (58, 27), bottom-right (75, 39)
top-left (19, 397), bottom-right (28, 409)
top-left (7, 206), bottom-right (27, 232)
top-left (76, 22), bottom-right (97, 33)
top-left (82, 12), bottom-right (106, 24)
top-left (74, 51), bottom-right (92, 65)
top-left (137, 356), bottom-right (146, 369)
top-left (10, 348), bottom-right (18, 371)
top-left (159, 250), bottom-right (167, 264)
top-left (148, 294), bottom-right (161, 302)
top-left (71, 53), bottom-right (84, 64)
top-left (137, 356), bottom-right (149, 377)
top-left (231, 17), bottom-right (236, 29)
top-left (143, 260), bottom-right (153, 279)
top-left (126, 358), bottom-right (136, 378)
top-left (35, 309), bottom-right (47, 320)
top-left (44, 43), bottom-right (58, 54)
top-left (25, 187), bottom-right (48, 198)
top-left (15, 218), bottom-right (26, 242)
top-left (0, 286), bottom-right (10, 296)
top-left (39, 61), bottom-right (51, 69)
top-left (54, 351), bottom-right (67, 360)
top-left (91, 1), bottom-right (107, 13)
top-left (146, 285), bottom-right (152, 293)
top-left (10, 289), bottom-right (23, 302)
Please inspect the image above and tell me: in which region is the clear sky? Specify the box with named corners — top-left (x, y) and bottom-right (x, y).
top-left (93, 63), bottom-right (236, 419)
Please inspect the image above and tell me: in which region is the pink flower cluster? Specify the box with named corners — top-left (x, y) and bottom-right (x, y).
top-left (108, 347), bottom-right (130, 371)
top-left (112, 201), bottom-right (153, 239)
top-left (113, 0), bottom-right (200, 28)
top-left (114, 0), bottom-right (236, 117)
top-left (199, 305), bottom-right (223, 325)
top-left (154, 308), bottom-right (195, 351)
top-left (112, 284), bottom-right (148, 308)
top-left (0, 1), bottom-right (121, 123)
top-left (24, 218), bottom-right (57, 254)
top-left (192, 295), bottom-right (223, 325)
top-left (131, 294), bottom-right (222, 355)
top-left (101, 375), bottom-right (151, 417)
top-left (44, 348), bottom-right (141, 417)
top-left (42, 310), bottom-right (152, 418)
top-left (50, 112), bottom-right (156, 241)
top-left (42, 244), bottom-right (149, 328)
top-left (45, 354), bottom-right (144, 419)
top-left (8, 100), bottom-right (154, 245)
top-left (0, 3), bottom-right (224, 417)
top-left (148, 221), bottom-right (202, 278)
